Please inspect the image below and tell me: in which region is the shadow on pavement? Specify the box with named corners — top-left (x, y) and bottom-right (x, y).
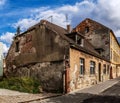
top-left (40, 93), bottom-right (120, 103)
top-left (82, 95), bottom-right (120, 103)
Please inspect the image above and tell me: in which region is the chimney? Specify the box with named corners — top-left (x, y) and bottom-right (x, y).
top-left (16, 26), bottom-right (20, 35)
top-left (67, 25), bottom-right (71, 33)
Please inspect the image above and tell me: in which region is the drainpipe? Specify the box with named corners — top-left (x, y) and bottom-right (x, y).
top-left (63, 56), bottom-right (70, 93)
top-left (65, 66), bottom-right (70, 93)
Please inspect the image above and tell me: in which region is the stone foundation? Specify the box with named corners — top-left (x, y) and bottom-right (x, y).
top-left (9, 61), bottom-right (64, 93)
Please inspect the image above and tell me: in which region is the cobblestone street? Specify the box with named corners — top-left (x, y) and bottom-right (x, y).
top-left (30, 78), bottom-right (120, 103)
top-left (0, 89), bottom-right (60, 103)
top-left (0, 78), bottom-right (120, 103)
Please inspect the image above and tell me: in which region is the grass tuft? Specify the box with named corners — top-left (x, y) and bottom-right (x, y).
top-left (0, 77), bottom-right (40, 93)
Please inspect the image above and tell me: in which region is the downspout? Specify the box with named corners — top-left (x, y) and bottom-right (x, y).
top-left (63, 46), bottom-right (70, 93)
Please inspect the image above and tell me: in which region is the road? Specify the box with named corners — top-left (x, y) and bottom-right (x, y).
top-left (101, 81), bottom-right (120, 96)
top-left (0, 78), bottom-right (120, 103)
top-left (31, 81), bottom-right (120, 103)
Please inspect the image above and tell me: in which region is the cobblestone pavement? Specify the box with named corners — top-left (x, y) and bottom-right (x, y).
top-left (32, 93), bottom-right (120, 103)
top-left (101, 81), bottom-right (120, 96)
top-left (30, 78), bottom-right (120, 103)
top-left (0, 89), bottom-right (60, 103)
top-left (0, 78), bottom-right (120, 103)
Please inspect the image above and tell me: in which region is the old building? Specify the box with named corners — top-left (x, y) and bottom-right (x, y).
top-left (6, 18), bottom-right (120, 93)
top-left (73, 18), bottom-right (120, 79)
top-left (0, 42), bottom-right (3, 78)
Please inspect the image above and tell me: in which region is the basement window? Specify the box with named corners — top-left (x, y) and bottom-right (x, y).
top-left (15, 42), bottom-right (19, 52)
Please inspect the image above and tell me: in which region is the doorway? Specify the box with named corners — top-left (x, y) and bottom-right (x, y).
top-left (98, 63), bottom-right (101, 82)
top-left (110, 67), bottom-right (113, 79)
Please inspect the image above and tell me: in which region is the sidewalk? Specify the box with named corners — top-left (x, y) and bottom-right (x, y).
top-left (71, 77), bottom-right (120, 95)
top-left (0, 89), bottom-right (61, 103)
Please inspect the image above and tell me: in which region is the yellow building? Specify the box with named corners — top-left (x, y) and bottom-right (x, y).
top-left (110, 31), bottom-right (120, 78)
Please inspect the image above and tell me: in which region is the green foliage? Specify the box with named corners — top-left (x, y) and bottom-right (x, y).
top-left (0, 77), bottom-right (40, 93)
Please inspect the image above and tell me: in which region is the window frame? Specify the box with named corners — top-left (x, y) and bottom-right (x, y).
top-left (90, 61), bottom-right (95, 75)
top-left (80, 58), bottom-right (85, 75)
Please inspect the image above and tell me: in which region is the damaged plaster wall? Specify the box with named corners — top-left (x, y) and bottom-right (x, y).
top-left (6, 22), bottom-right (70, 92)
top-left (69, 48), bottom-right (110, 92)
top-left (14, 61), bottom-right (64, 92)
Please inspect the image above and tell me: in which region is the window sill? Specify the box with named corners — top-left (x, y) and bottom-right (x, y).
top-left (89, 74), bottom-right (95, 77)
top-left (79, 75), bottom-right (84, 78)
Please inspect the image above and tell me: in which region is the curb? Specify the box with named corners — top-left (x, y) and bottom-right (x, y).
top-left (99, 80), bottom-right (120, 94)
top-left (18, 94), bottom-right (62, 103)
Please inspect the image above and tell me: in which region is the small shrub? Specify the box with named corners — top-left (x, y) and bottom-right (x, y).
top-left (0, 77), bottom-right (40, 93)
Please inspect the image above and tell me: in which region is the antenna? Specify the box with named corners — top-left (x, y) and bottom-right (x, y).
top-left (47, 15), bottom-right (53, 22)
top-left (16, 26), bottom-right (20, 35)
top-left (65, 14), bottom-right (69, 25)
top-left (66, 14), bottom-right (68, 23)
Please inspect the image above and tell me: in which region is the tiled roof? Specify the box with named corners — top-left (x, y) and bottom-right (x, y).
top-left (14, 19), bottom-right (109, 61)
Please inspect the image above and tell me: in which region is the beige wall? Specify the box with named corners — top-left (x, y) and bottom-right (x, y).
top-left (69, 48), bottom-right (110, 92)
top-left (110, 31), bottom-right (120, 78)
top-left (110, 32), bottom-right (120, 64)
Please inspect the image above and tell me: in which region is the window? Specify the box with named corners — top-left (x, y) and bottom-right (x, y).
top-left (80, 58), bottom-right (85, 75)
top-left (103, 64), bottom-right (106, 74)
top-left (85, 26), bottom-right (89, 33)
top-left (110, 50), bottom-right (112, 60)
top-left (76, 35), bottom-right (84, 46)
top-left (15, 42), bottom-right (19, 52)
top-left (107, 65), bottom-right (109, 74)
top-left (90, 61), bottom-right (95, 74)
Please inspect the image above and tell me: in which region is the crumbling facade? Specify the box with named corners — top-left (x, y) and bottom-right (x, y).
top-left (6, 18), bottom-right (120, 93)
top-left (73, 18), bottom-right (120, 79)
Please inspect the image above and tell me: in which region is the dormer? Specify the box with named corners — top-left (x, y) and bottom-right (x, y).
top-left (66, 32), bottom-right (84, 47)
top-left (95, 48), bottom-right (105, 56)
top-left (76, 34), bottom-right (84, 47)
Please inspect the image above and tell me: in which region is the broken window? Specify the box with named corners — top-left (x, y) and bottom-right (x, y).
top-left (90, 61), bottom-right (95, 74)
top-left (80, 58), bottom-right (85, 75)
top-left (76, 35), bottom-right (84, 46)
top-left (85, 26), bottom-right (89, 33)
top-left (15, 42), bottom-right (19, 52)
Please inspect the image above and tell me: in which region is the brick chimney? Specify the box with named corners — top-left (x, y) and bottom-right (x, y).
top-left (67, 25), bottom-right (71, 33)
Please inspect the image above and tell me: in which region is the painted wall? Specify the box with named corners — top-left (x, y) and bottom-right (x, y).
top-left (110, 31), bottom-right (120, 64)
top-left (110, 31), bottom-right (120, 78)
top-left (69, 48), bottom-right (110, 92)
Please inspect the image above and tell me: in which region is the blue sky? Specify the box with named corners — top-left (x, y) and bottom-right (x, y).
top-left (0, 0), bottom-right (120, 53)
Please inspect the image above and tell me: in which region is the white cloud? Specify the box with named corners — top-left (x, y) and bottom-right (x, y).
top-left (0, 0), bottom-right (6, 6)
top-left (2, 43), bottom-right (9, 53)
top-left (13, 18), bottom-right (39, 31)
top-left (12, 0), bottom-right (120, 37)
top-left (0, 32), bottom-right (14, 44)
top-left (0, 32), bottom-right (14, 53)
top-left (3, 0), bottom-right (120, 53)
